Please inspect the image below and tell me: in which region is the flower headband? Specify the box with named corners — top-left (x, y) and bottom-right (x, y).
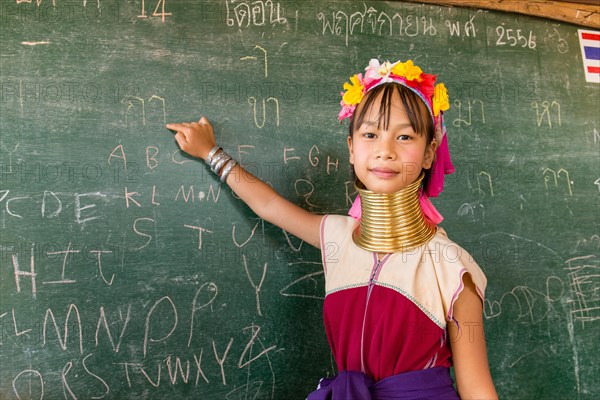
top-left (339, 58), bottom-right (454, 199)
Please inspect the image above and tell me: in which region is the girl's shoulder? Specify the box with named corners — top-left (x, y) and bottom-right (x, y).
top-left (426, 226), bottom-right (488, 303)
top-left (319, 214), bottom-right (357, 243)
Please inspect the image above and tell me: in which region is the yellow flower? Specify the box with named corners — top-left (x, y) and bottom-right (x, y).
top-left (391, 60), bottom-right (423, 82)
top-left (433, 83), bottom-right (450, 116)
top-left (342, 74), bottom-right (364, 105)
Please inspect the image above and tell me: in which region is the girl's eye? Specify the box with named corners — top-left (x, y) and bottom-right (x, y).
top-left (397, 135), bottom-right (411, 141)
top-left (363, 132), bottom-right (376, 139)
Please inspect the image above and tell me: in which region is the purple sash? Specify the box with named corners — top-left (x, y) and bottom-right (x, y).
top-left (307, 367), bottom-right (459, 399)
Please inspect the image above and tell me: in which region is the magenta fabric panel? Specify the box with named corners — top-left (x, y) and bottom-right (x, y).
top-left (324, 285), bottom-right (451, 382)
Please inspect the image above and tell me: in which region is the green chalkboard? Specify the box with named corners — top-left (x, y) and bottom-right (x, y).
top-left (1, 1), bottom-right (599, 398)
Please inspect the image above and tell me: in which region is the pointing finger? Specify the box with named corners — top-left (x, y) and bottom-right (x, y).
top-left (166, 123), bottom-right (186, 132)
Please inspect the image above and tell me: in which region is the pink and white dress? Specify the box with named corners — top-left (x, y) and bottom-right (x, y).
top-left (319, 214), bottom-right (487, 382)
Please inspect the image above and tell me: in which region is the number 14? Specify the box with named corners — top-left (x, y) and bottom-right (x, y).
top-left (138, 0), bottom-right (171, 22)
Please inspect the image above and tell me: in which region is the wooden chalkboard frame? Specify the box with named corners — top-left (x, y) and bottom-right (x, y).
top-left (403, 0), bottom-right (600, 28)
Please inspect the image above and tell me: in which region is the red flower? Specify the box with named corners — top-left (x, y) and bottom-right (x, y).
top-left (419, 73), bottom-right (437, 99)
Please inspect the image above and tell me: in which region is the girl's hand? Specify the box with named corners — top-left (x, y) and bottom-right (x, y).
top-left (166, 116), bottom-right (216, 161)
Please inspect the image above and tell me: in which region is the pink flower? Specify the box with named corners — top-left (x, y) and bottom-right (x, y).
top-left (364, 59), bottom-right (394, 83)
top-left (338, 104), bottom-right (356, 121)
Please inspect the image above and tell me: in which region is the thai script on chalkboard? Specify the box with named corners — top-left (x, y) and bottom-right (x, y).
top-left (225, 0), bottom-right (287, 28)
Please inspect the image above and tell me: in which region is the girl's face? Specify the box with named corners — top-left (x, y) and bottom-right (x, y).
top-left (348, 91), bottom-right (437, 194)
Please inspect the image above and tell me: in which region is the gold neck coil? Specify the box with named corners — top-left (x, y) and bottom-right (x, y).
top-left (352, 172), bottom-right (436, 253)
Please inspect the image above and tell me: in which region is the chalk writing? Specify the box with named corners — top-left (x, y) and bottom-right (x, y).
top-left (282, 228), bottom-right (303, 252)
top-left (9, 308), bottom-right (30, 339)
top-left (213, 339), bottom-right (231, 385)
top-left (241, 45), bottom-right (269, 78)
top-left (457, 201), bottom-right (485, 221)
top-left (280, 262), bottom-right (324, 300)
top-left (238, 323), bottom-right (277, 398)
top-left (532, 100), bottom-right (561, 128)
top-left (452, 99), bottom-right (485, 127)
top-left (295, 178), bottom-right (318, 208)
top-left (95, 305), bottom-right (131, 352)
top-left (12, 369), bottom-right (44, 400)
top-left (564, 255), bottom-right (600, 327)
top-left (43, 242), bottom-right (78, 285)
top-left (445, 14), bottom-right (476, 37)
top-left (495, 26), bottom-right (536, 49)
top-left (543, 167), bottom-right (573, 196)
top-left (165, 355), bottom-right (191, 384)
top-left (133, 217), bottom-right (155, 250)
top-left (575, 235), bottom-right (600, 251)
top-left (42, 190), bottom-right (62, 218)
top-left (0, 142), bottom-right (19, 173)
top-left (75, 192), bottom-right (107, 224)
top-left (58, 360), bottom-right (81, 398)
top-left (12, 245), bottom-right (37, 294)
top-left (225, 0), bottom-right (287, 28)
top-left (187, 283), bottom-right (218, 347)
top-left (143, 296), bottom-right (178, 358)
top-left (184, 224), bottom-right (213, 250)
top-left (92, 250), bottom-right (115, 285)
top-left (547, 26), bottom-right (568, 53)
top-left (122, 95), bottom-right (166, 126)
top-left (242, 255), bottom-right (268, 316)
top-left (476, 171), bottom-right (494, 197)
top-left (4, 284), bottom-right (282, 395)
top-left (175, 185), bottom-right (196, 203)
top-left (139, 0), bottom-right (171, 22)
top-left (232, 219), bottom-right (263, 247)
top-left (345, 181), bottom-right (357, 207)
top-left (83, 353), bottom-right (111, 397)
top-left (238, 323), bottom-right (277, 368)
top-left (0, 190), bottom-right (106, 224)
top-left (43, 304), bottom-right (84, 354)
top-left (484, 275), bottom-right (565, 324)
top-left (108, 144), bottom-right (128, 169)
top-left (125, 186), bottom-right (142, 208)
top-left (317, 4), bottom-right (438, 46)
top-left (248, 97), bottom-right (280, 128)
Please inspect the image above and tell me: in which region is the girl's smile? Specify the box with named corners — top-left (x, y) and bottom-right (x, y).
top-left (370, 166), bottom-right (399, 179)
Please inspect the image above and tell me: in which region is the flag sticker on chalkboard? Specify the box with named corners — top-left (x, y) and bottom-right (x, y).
top-left (578, 29), bottom-right (600, 83)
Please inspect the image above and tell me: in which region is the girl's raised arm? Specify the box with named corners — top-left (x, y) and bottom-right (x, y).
top-left (166, 117), bottom-right (323, 248)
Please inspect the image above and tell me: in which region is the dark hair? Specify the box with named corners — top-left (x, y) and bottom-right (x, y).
top-left (348, 82), bottom-right (435, 190)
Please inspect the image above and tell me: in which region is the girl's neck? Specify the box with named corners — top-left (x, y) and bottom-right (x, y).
top-left (352, 172), bottom-right (436, 253)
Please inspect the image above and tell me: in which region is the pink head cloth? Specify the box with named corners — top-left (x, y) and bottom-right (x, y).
top-left (427, 125), bottom-right (455, 198)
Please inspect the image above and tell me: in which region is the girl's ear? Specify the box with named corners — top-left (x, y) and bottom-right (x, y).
top-left (347, 136), bottom-right (355, 165)
top-left (422, 140), bottom-right (438, 169)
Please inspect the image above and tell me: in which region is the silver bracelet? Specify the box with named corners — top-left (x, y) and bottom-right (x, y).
top-left (210, 151), bottom-right (227, 170)
top-left (213, 153), bottom-right (232, 174)
top-left (220, 159), bottom-right (238, 183)
top-left (205, 145), bottom-right (222, 165)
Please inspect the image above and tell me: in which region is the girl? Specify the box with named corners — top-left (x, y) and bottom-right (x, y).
top-left (166, 58), bottom-right (498, 399)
